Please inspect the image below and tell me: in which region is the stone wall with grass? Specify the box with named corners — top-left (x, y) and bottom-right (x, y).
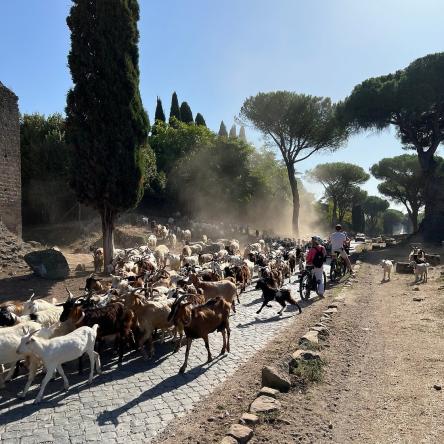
top-left (0, 81), bottom-right (21, 237)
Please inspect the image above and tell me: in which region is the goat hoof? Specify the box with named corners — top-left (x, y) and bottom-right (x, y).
top-left (17, 392), bottom-right (25, 399)
top-left (179, 366), bottom-right (186, 374)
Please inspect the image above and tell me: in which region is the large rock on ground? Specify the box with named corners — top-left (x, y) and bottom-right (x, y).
top-left (227, 424), bottom-right (253, 443)
top-left (250, 395), bottom-right (281, 414)
top-left (261, 365), bottom-right (291, 392)
top-left (24, 248), bottom-right (69, 280)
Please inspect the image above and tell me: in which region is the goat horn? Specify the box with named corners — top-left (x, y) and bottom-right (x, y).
top-left (65, 287), bottom-right (75, 300)
top-left (28, 328), bottom-right (41, 338)
top-left (75, 311), bottom-right (85, 326)
top-left (27, 292), bottom-right (35, 302)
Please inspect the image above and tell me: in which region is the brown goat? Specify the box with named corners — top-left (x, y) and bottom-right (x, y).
top-left (188, 274), bottom-right (238, 312)
top-left (168, 296), bottom-right (231, 373)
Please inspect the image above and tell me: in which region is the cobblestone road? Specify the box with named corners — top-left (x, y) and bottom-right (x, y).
top-left (0, 277), bottom-right (313, 443)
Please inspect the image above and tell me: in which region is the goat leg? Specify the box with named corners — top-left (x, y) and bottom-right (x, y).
top-left (179, 338), bottom-right (192, 373)
top-left (220, 329), bottom-right (227, 355)
top-left (78, 355), bottom-right (84, 375)
top-left (57, 364), bottom-right (69, 391)
top-left (203, 335), bottom-right (212, 363)
top-left (226, 325), bottom-right (231, 353)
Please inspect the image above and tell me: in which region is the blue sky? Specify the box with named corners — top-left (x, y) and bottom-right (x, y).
top-left (1, 0), bottom-right (443, 209)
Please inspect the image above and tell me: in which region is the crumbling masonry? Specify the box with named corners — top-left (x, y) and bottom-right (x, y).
top-left (0, 81), bottom-right (21, 237)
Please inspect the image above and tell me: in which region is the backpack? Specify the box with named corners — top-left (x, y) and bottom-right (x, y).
top-left (312, 247), bottom-right (325, 268)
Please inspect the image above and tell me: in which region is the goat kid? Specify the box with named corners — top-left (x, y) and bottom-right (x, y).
top-left (17, 325), bottom-right (101, 403)
top-left (410, 261), bottom-right (430, 283)
top-left (380, 259), bottom-right (394, 281)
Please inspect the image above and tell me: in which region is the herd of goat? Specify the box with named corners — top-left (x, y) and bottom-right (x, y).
top-left (0, 224), bottom-right (308, 404)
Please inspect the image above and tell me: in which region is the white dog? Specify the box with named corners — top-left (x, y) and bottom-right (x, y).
top-left (381, 259), bottom-right (393, 281)
top-left (410, 261), bottom-right (429, 283)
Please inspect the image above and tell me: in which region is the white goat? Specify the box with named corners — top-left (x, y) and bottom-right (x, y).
top-left (16, 325), bottom-right (101, 403)
top-left (23, 306), bottom-right (63, 327)
top-left (380, 259), bottom-right (393, 281)
top-left (410, 261), bottom-right (429, 283)
top-left (22, 294), bottom-right (55, 315)
top-left (168, 233), bottom-right (177, 248)
top-left (183, 229), bottom-right (192, 242)
top-left (148, 234), bottom-right (157, 249)
top-left (0, 321), bottom-right (41, 389)
top-left (167, 253), bottom-right (181, 271)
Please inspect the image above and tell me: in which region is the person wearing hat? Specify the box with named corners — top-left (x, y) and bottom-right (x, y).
top-left (329, 224), bottom-right (352, 274)
top-left (306, 236), bottom-right (327, 296)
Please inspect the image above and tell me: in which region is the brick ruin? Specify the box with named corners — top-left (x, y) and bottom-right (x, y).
top-left (0, 81), bottom-right (21, 237)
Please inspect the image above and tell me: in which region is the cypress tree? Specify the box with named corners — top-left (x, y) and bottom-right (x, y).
top-left (195, 113), bottom-right (206, 126)
top-left (229, 124), bottom-right (237, 138)
top-left (169, 91), bottom-right (181, 124)
top-left (218, 120), bottom-right (228, 137)
top-left (239, 125), bottom-right (247, 142)
top-left (65, 0), bottom-right (154, 269)
top-left (179, 101), bottom-right (194, 123)
top-left (154, 96), bottom-right (166, 122)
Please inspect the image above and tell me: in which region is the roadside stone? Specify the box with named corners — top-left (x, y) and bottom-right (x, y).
top-left (291, 349), bottom-right (321, 362)
top-left (413, 287), bottom-right (420, 291)
top-left (261, 365), bottom-right (291, 392)
top-left (258, 386), bottom-right (279, 398)
top-left (324, 307), bottom-right (338, 314)
top-left (221, 436), bottom-right (238, 444)
top-left (413, 297), bottom-right (424, 302)
top-left (240, 413), bottom-right (259, 426)
top-left (328, 303), bottom-right (338, 309)
top-left (299, 330), bottom-right (319, 347)
top-left (433, 384), bottom-right (441, 390)
top-left (227, 424), bottom-right (253, 443)
top-left (75, 263), bottom-right (86, 272)
top-left (310, 326), bottom-right (329, 338)
top-left (250, 395), bottom-right (281, 414)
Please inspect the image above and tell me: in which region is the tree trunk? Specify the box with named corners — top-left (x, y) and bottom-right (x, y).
top-left (418, 150), bottom-right (444, 241)
top-left (101, 207), bottom-right (116, 274)
top-left (411, 207), bottom-right (419, 234)
top-left (287, 164), bottom-right (300, 236)
top-left (331, 200), bottom-right (338, 225)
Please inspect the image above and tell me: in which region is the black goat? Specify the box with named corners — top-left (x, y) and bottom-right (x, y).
top-left (255, 278), bottom-right (302, 316)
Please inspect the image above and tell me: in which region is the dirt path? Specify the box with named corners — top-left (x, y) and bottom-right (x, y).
top-left (327, 260), bottom-right (444, 443)
top-left (160, 246), bottom-right (444, 443)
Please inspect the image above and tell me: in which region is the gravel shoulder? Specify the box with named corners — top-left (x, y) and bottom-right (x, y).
top-left (159, 245), bottom-right (444, 443)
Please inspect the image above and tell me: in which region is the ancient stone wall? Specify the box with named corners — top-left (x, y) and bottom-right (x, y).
top-left (0, 81), bottom-right (21, 237)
